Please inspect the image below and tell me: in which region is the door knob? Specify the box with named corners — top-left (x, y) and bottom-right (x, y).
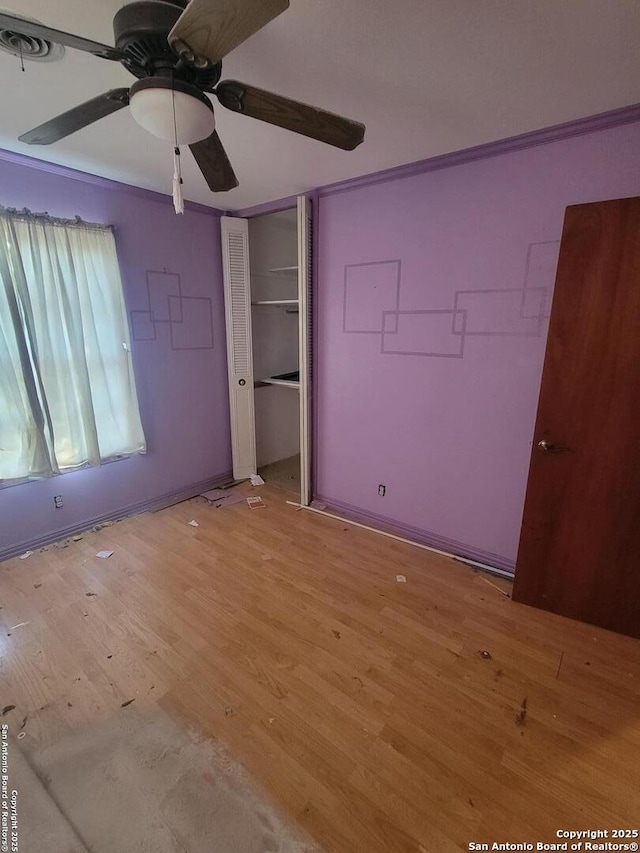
top-left (537, 439), bottom-right (568, 453)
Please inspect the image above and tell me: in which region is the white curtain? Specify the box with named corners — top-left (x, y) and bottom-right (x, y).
top-left (0, 209), bottom-right (146, 483)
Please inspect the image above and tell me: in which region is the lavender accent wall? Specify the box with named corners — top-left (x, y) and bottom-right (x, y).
top-left (315, 119), bottom-right (640, 571)
top-left (0, 156), bottom-right (231, 559)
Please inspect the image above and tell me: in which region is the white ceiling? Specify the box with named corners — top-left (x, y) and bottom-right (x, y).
top-left (1, 0), bottom-right (640, 211)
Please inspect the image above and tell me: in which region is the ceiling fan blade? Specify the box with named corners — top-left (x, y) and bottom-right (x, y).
top-left (0, 11), bottom-right (125, 61)
top-left (19, 90), bottom-right (130, 146)
top-left (190, 131), bottom-right (239, 192)
top-left (215, 81), bottom-right (365, 151)
top-left (169, 0), bottom-right (289, 65)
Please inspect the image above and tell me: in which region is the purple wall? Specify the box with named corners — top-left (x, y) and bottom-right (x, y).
top-left (314, 119), bottom-right (640, 571)
top-left (0, 155), bottom-right (231, 559)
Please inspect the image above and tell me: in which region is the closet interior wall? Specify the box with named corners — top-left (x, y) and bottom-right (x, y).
top-left (248, 209), bottom-right (300, 469)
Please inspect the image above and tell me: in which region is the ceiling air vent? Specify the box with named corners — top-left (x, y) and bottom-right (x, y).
top-left (0, 11), bottom-right (64, 62)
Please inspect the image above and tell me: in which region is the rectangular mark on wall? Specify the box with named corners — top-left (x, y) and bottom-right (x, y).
top-left (343, 260), bottom-right (401, 333)
top-left (453, 288), bottom-right (547, 337)
top-left (382, 310), bottom-right (466, 357)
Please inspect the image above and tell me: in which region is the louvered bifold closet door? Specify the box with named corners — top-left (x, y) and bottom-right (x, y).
top-left (221, 216), bottom-right (257, 480)
top-left (297, 196), bottom-right (313, 506)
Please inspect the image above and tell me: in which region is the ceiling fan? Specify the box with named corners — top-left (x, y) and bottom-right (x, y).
top-left (0, 0), bottom-right (365, 197)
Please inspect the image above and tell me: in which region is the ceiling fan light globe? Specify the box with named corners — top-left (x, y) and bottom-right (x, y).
top-left (129, 87), bottom-right (214, 145)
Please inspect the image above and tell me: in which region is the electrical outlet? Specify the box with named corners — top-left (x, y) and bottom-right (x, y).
top-left (53, 495), bottom-right (63, 509)
top-left (378, 484), bottom-right (386, 497)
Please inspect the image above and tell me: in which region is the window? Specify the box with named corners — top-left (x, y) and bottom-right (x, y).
top-left (0, 207), bottom-right (146, 484)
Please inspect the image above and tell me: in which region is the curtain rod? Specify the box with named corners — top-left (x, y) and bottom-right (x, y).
top-left (0, 205), bottom-right (112, 232)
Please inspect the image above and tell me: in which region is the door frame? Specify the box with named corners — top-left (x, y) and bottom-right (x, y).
top-left (297, 195), bottom-right (313, 507)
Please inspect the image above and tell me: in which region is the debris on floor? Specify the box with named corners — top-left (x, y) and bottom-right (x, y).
top-left (34, 583), bottom-right (42, 589)
top-left (95, 550), bottom-right (114, 559)
top-left (201, 487), bottom-right (246, 509)
top-left (19, 551), bottom-right (33, 560)
top-left (515, 696), bottom-right (528, 726)
top-left (247, 496), bottom-right (266, 510)
top-left (188, 519), bottom-right (200, 527)
top-left (216, 492), bottom-right (246, 509)
top-left (202, 488), bottom-right (232, 500)
top-left (479, 575), bottom-right (511, 598)
top-left (396, 574), bottom-right (407, 583)
top-left (120, 699), bottom-right (136, 709)
top-left (224, 707), bottom-right (235, 718)
top-left (556, 651), bottom-right (565, 680)
top-left (85, 592), bottom-right (98, 598)
top-left (250, 474), bottom-right (265, 486)
top-left (92, 520), bottom-right (117, 533)
top-left (479, 650), bottom-right (493, 660)
top-left (2, 705), bottom-right (15, 716)
top-left (332, 630), bottom-right (341, 639)
top-left (72, 535), bottom-right (83, 542)
top-left (10, 621), bottom-right (30, 630)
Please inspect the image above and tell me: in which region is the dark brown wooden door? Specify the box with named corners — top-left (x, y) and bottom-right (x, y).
top-left (513, 197), bottom-right (640, 638)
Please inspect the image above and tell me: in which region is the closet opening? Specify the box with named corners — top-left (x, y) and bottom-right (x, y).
top-left (220, 196), bottom-right (312, 506)
top-left (249, 208), bottom-right (301, 496)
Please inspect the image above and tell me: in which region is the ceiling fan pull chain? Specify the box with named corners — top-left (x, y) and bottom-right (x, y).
top-left (173, 146), bottom-right (184, 215)
top-left (171, 80), bottom-right (184, 215)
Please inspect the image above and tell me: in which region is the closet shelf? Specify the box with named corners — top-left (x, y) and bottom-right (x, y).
top-left (268, 265), bottom-right (298, 274)
top-left (255, 378), bottom-right (300, 389)
top-left (254, 266), bottom-right (298, 277)
top-left (251, 299), bottom-right (299, 306)
top-left (255, 370), bottom-right (300, 389)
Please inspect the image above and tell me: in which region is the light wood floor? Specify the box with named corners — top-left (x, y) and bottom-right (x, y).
top-left (2, 485), bottom-right (640, 852)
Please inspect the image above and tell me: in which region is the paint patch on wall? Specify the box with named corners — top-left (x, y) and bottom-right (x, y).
top-left (130, 270), bottom-right (214, 350)
top-left (453, 288), bottom-right (546, 337)
top-left (169, 295), bottom-right (214, 350)
top-left (129, 310), bottom-right (156, 341)
top-left (343, 260), bottom-right (401, 333)
top-left (342, 240), bottom-right (560, 357)
top-left (148, 271), bottom-right (181, 322)
top-left (382, 310), bottom-right (465, 358)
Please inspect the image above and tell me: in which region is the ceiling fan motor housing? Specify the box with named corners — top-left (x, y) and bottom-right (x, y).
top-left (113, 1), bottom-right (221, 89)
